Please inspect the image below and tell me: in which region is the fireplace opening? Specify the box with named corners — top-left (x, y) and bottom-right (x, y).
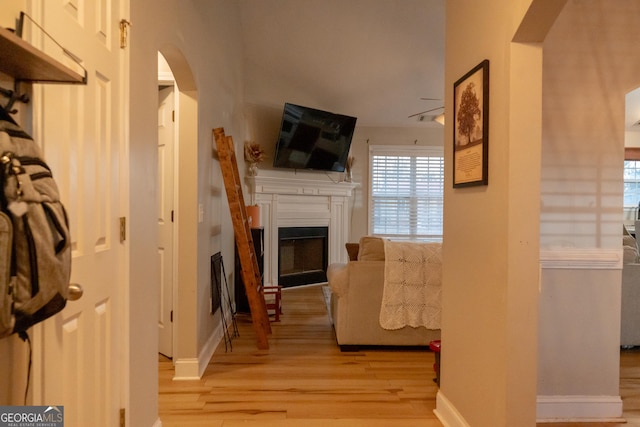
top-left (278, 226), bottom-right (328, 287)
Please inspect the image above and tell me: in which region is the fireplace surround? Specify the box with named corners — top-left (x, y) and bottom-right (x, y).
top-left (248, 175), bottom-right (357, 288)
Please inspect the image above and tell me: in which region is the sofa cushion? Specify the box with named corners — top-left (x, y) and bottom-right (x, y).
top-left (624, 234), bottom-right (636, 248)
top-left (358, 236), bottom-right (385, 261)
top-left (624, 245), bottom-right (639, 264)
top-left (623, 233), bottom-right (639, 264)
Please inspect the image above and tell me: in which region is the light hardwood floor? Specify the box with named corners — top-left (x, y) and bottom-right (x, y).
top-left (159, 284), bottom-right (640, 427)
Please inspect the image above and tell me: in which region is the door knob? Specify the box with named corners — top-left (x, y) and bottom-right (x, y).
top-left (68, 283), bottom-right (83, 301)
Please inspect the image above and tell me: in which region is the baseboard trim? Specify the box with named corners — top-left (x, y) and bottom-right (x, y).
top-left (172, 358), bottom-right (200, 380)
top-left (434, 392), bottom-right (624, 424)
top-left (433, 391), bottom-right (471, 427)
top-left (197, 320), bottom-right (223, 378)
top-left (536, 395), bottom-right (624, 422)
top-left (172, 309), bottom-right (228, 380)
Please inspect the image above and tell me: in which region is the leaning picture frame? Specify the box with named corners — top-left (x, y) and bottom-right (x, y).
top-left (453, 59), bottom-right (489, 187)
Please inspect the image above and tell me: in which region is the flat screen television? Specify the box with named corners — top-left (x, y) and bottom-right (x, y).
top-left (272, 103), bottom-right (357, 172)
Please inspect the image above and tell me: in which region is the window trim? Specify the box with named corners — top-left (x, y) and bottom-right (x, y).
top-left (368, 144), bottom-right (444, 240)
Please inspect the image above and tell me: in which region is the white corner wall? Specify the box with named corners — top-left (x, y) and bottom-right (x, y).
top-left (129, 0), bottom-right (246, 425)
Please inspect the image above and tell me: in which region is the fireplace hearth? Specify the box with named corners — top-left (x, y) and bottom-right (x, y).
top-left (278, 226), bottom-right (328, 287)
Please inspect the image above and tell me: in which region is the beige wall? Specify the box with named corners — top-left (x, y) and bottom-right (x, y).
top-left (442, 0), bottom-right (638, 425)
top-left (440, 0), bottom-right (542, 426)
top-left (0, 3), bottom-right (24, 30)
top-left (541, 1), bottom-right (630, 250)
top-left (129, 0), bottom-right (246, 424)
top-left (537, 0), bottom-right (640, 414)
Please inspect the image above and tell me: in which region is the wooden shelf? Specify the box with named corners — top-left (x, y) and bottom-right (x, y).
top-left (0, 26), bottom-right (86, 84)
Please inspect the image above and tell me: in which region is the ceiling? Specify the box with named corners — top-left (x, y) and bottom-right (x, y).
top-left (237, 0), bottom-right (445, 128)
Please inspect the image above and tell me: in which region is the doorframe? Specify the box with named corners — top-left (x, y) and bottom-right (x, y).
top-left (158, 53), bottom-right (178, 360)
top-left (157, 45), bottom-right (200, 380)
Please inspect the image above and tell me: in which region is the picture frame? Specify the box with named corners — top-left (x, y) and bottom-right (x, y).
top-left (453, 59), bottom-right (489, 187)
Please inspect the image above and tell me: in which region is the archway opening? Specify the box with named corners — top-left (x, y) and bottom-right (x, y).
top-left (156, 46), bottom-right (199, 380)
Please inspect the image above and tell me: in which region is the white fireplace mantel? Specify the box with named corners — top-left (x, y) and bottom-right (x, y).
top-left (248, 175), bottom-right (358, 198)
top-left (246, 175), bottom-right (358, 287)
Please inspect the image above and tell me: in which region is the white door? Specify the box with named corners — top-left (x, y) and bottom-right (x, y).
top-left (26, 1), bottom-right (128, 426)
top-left (157, 85), bottom-right (175, 358)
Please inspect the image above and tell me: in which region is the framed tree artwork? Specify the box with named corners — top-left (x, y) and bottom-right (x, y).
top-left (453, 59), bottom-right (489, 187)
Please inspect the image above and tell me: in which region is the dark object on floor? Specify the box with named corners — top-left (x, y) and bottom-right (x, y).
top-left (430, 339), bottom-right (441, 386)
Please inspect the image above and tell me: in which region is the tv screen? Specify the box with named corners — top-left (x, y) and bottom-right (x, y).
top-left (273, 103), bottom-right (357, 172)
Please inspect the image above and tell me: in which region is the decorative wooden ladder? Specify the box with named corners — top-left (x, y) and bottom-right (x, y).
top-left (213, 127), bottom-right (271, 350)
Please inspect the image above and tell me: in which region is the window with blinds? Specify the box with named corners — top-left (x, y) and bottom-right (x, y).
top-left (624, 160), bottom-right (640, 207)
top-left (369, 146), bottom-right (444, 241)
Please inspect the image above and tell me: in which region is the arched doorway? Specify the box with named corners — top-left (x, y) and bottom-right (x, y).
top-left (157, 52), bottom-right (176, 358)
top-left (156, 46), bottom-right (200, 379)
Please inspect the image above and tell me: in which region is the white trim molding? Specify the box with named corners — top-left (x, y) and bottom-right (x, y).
top-left (248, 175), bottom-right (358, 287)
top-left (536, 395), bottom-right (624, 423)
top-left (539, 248), bottom-right (623, 270)
top-left (172, 309), bottom-right (233, 380)
top-left (248, 175), bottom-right (358, 198)
top-left (172, 358), bottom-right (200, 381)
top-left (197, 320), bottom-right (224, 378)
top-left (434, 391), bottom-right (471, 427)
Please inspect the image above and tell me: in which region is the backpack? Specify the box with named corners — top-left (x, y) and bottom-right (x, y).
top-left (0, 118), bottom-right (71, 339)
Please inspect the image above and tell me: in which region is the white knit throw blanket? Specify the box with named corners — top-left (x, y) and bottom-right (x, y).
top-left (379, 240), bottom-right (442, 330)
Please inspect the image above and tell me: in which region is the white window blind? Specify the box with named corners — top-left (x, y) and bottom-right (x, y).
top-left (369, 146), bottom-right (444, 241)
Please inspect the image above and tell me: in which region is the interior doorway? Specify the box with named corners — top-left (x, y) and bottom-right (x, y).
top-left (621, 87), bottom-right (640, 352)
top-left (158, 52), bottom-right (177, 358)
top-left (155, 45), bottom-right (200, 379)
top-left (624, 87), bottom-right (640, 225)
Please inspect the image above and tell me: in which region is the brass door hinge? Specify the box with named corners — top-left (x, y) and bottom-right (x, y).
top-left (119, 217), bottom-right (126, 242)
top-left (120, 408), bottom-right (125, 427)
top-left (119, 19), bottom-right (131, 49)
